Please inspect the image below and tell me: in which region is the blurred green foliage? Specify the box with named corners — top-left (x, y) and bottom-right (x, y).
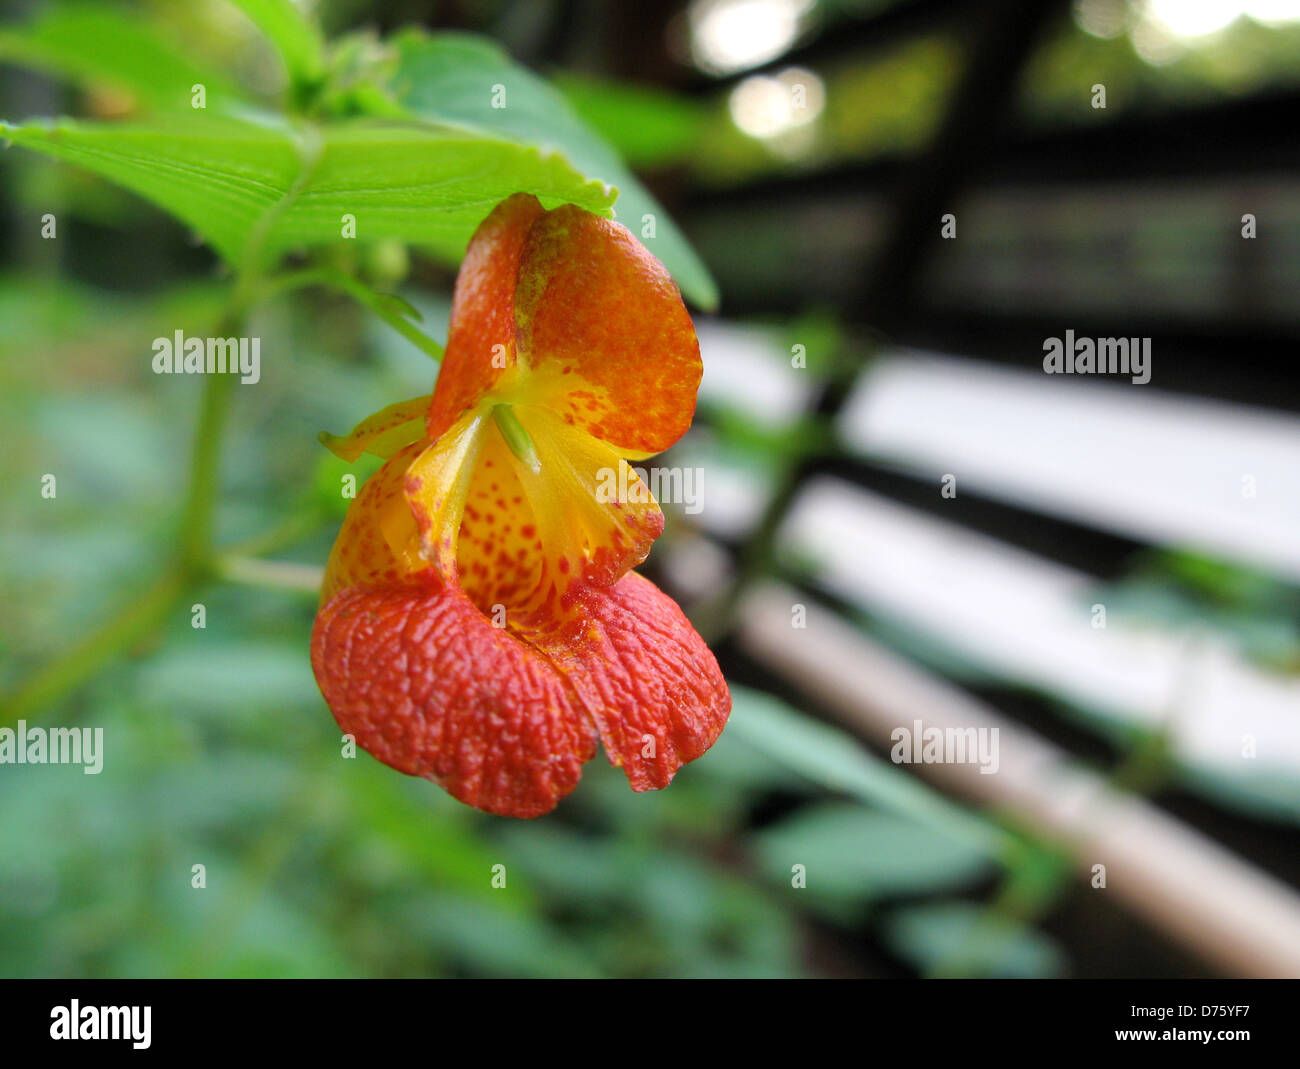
top-left (5, 0), bottom-right (1296, 982)
top-left (1022, 13), bottom-right (1300, 125)
top-left (0, 1), bottom-right (1028, 978)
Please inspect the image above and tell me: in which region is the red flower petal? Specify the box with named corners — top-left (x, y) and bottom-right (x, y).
top-left (426, 193), bottom-right (543, 441)
top-left (319, 439), bottom-right (428, 605)
top-left (314, 194), bottom-right (726, 818)
top-left (426, 195), bottom-right (701, 457)
top-left (311, 570), bottom-right (731, 815)
top-left (545, 571), bottom-right (731, 791)
top-left (514, 205), bottom-right (702, 456)
top-left (312, 580), bottom-right (597, 818)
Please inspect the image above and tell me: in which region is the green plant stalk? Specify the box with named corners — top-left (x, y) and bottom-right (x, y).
top-left (691, 428), bottom-right (828, 643)
top-left (2, 305), bottom-right (243, 722)
top-left (219, 501), bottom-right (327, 560)
top-left (0, 251), bottom-right (450, 721)
top-left (216, 555), bottom-right (324, 594)
top-left (926, 839), bottom-right (1073, 979)
top-left (0, 568), bottom-right (188, 727)
top-left (179, 369), bottom-right (237, 573)
top-left (267, 266), bottom-right (445, 363)
top-left (692, 342), bottom-right (864, 642)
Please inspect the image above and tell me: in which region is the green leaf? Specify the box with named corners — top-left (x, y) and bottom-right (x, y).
top-left (754, 802), bottom-right (993, 910)
top-left (0, 115), bottom-right (616, 274)
top-left (384, 30), bottom-right (719, 311)
top-left (226, 0), bottom-right (326, 95)
top-left (0, 3), bottom-right (247, 113)
top-left (884, 902), bottom-right (1067, 978)
top-left (399, 893), bottom-right (604, 978)
top-left (553, 73), bottom-right (705, 169)
top-left (728, 685), bottom-right (1005, 855)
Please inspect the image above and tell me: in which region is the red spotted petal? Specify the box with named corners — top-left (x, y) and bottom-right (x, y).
top-left (513, 205), bottom-right (702, 456)
top-left (320, 439), bottom-right (429, 605)
top-left (321, 412), bottom-right (487, 603)
top-left (544, 571), bottom-right (731, 791)
top-left (511, 404), bottom-right (663, 607)
top-left (452, 417), bottom-right (547, 616)
top-left (426, 193), bottom-right (543, 440)
top-left (322, 404), bottom-right (663, 622)
top-left (312, 580), bottom-right (597, 818)
top-left (416, 404), bottom-right (664, 623)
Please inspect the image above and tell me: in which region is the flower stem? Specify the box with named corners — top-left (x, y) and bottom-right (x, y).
top-left (215, 555), bottom-right (324, 594)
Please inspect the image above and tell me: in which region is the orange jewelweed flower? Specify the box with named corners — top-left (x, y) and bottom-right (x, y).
top-left (310, 193), bottom-right (730, 818)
